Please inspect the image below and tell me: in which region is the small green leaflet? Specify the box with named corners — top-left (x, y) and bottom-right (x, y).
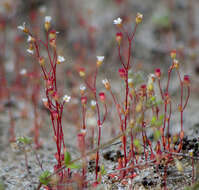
top-left (39, 170), bottom-right (51, 185)
top-left (17, 136), bottom-right (32, 145)
top-left (64, 151), bottom-right (81, 169)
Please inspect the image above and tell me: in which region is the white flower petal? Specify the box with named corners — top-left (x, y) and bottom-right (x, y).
top-left (63, 94), bottom-right (71, 102)
top-left (97, 56), bottom-right (104, 62)
top-left (20, 69), bottom-right (27, 75)
top-left (113, 17), bottom-right (122, 25)
top-left (45, 16), bottom-right (52, 23)
top-left (27, 49), bottom-right (34, 54)
top-left (58, 56), bottom-right (65, 63)
top-left (42, 98), bottom-right (48, 102)
top-left (80, 85), bottom-right (86, 91)
top-left (27, 35), bottom-right (32, 42)
top-left (17, 22), bottom-right (26, 31)
top-left (102, 79), bottom-right (108, 85)
top-left (80, 129), bottom-right (87, 134)
top-left (90, 100), bottom-right (96, 106)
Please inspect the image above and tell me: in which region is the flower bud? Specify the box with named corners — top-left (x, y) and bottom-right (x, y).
top-left (135, 13), bottom-right (143, 24)
top-left (102, 79), bottom-right (111, 90)
top-left (81, 96), bottom-right (87, 105)
top-left (155, 68), bottom-right (161, 78)
top-left (49, 30), bottom-right (57, 40)
top-left (49, 38), bottom-right (56, 48)
top-left (128, 78), bottom-right (134, 88)
top-left (141, 84), bottom-right (146, 91)
top-left (78, 68), bottom-right (86, 77)
top-left (183, 75), bottom-right (190, 85)
top-left (164, 92), bottom-right (170, 104)
top-left (42, 98), bottom-right (48, 108)
top-left (39, 57), bottom-right (45, 66)
top-left (99, 92), bottom-right (106, 102)
top-left (118, 68), bottom-right (126, 78)
top-left (116, 32), bottom-right (123, 45)
top-left (44, 16), bottom-right (52, 31)
top-left (178, 104), bottom-right (182, 112)
top-left (170, 50), bottom-right (177, 59)
top-left (173, 59), bottom-right (179, 69)
top-left (52, 91), bottom-right (59, 101)
top-left (96, 56), bottom-right (104, 67)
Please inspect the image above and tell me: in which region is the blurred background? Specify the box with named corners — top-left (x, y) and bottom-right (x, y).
top-left (0, 0), bottom-right (199, 131)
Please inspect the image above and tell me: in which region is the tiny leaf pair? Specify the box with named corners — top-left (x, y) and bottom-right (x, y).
top-left (64, 151), bottom-right (81, 169)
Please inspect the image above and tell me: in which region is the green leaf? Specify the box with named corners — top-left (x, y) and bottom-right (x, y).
top-left (146, 96), bottom-right (158, 108)
top-left (39, 171), bottom-right (51, 185)
top-left (153, 115), bottom-right (163, 127)
top-left (133, 139), bottom-right (140, 148)
top-left (17, 136), bottom-right (32, 145)
top-left (64, 151), bottom-right (71, 166)
top-left (100, 164), bottom-right (107, 175)
top-left (154, 130), bottom-right (161, 141)
top-left (150, 96), bottom-right (156, 102)
top-left (64, 151), bottom-right (81, 169)
top-left (155, 100), bottom-right (163, 106)
top-left (159, 114), bottom-right (164, 121)
top-left (68, 163), bottom-right (81, 169)
top-left (151, 116), bottom-right (157, 125)
top-left (156, 120), bottom-right (163, 127)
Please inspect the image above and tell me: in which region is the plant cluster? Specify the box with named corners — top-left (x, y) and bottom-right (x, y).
top-left (17, 12), bottom-right (197, 190)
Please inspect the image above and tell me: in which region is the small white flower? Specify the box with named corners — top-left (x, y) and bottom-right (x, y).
top-left (102, 78), bottom-right (111, 90)
top-left (189, 149), bottom-right (193, 153)
top-left (17, 22), bottom-right (26, 31)
top-left (45, 16), bottom-right (52, 23)
top-left (63, 94), bottom-right (71, 103)
top-left (90, 100), bottom-right (96, 106)
top-left (58, 56), bottom-right (65, 63)
top-left (149, 73), bottom-right (156, 78)
top-left (20, 69), bottom-right (27, 75)
top-left (102, 79), bottom-right (108, 85)
top-left (42, 98), bottom-right (48, 102)
top-left (27, 49), bottom-right (34, 54)
top-left (97, 56), bottom-right (104, 62)
top-left (113, 17), bottom-right (122, 25)
top-left (80, 84), bottom-right (86, 91)
top-left (27, 35), bottom-right (32, 42)
top-left (148, 74), bottom-right (156, 83)
top-left (128, 78), bottom-right (133, 84)
top-left (147, 74), bottom-right (156, 91)
top-left (80, 129), bottom-right (87, 134)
